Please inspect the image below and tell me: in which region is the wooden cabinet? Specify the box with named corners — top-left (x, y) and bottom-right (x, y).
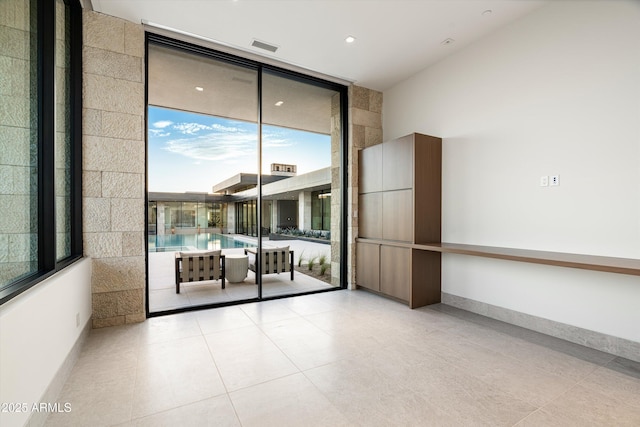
top-left (358, 132), bottom-right (441, 244)
top-left (356, 242), bottom-right (380, 292)
top-left (357, 133), bottom-right (442, 308)
top-left (380, 245), bottom-right (411, 302)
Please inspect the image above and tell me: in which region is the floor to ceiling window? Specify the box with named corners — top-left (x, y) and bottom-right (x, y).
top-left (146, 34), bottom-right (347, 313)
top-left (0, 0), bottom-right (82, 304)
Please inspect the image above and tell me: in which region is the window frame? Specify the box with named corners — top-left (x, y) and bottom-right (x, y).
top-left (0, 0), bottom-right (83, 305)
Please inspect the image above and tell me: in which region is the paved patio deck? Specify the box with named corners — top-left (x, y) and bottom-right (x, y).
top-left (148, 237), bottom-right (336, 312)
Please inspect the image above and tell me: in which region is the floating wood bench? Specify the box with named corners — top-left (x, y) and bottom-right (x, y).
top-left (357, 239), bottom-right (640, 277)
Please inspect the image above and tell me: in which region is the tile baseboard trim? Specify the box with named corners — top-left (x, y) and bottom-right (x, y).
top-left (28, 318), bottom-right (92, 427)
top-left (441, 292), bottom-right (640, 363)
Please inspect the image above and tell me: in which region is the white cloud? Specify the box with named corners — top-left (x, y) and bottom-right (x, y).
top-left (211, 123), bottom-right (241, 133)
top-left (153, 120), bottom-right (173, 129)
top-left (163, 130), bottom-right (257, 161)
top-left (174, 122), bottom-right (213, 135)
top-left (262, 131), bottom-right (294, 148)
top-left (149, 129), bottom-right (170, 137)
top-left (263, 138), bottom-right (293, 148)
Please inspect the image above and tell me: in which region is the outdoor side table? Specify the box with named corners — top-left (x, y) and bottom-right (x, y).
top-left (225, 254), bottom-right (248, 283)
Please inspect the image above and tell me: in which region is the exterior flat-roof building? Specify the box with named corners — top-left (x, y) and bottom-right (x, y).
top-left (149, 164), bottom-right (332, 237)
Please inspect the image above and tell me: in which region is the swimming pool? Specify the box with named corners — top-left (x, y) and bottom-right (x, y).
top-left (148, 233), bottom-right (256, 252)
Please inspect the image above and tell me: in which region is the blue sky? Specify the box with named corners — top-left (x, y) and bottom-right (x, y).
top-left (148, 106), bottom-right (331, 192)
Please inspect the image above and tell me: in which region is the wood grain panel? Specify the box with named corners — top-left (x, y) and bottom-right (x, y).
top-left (380, 245), bottom-right (411, 302)
top-left (382, 135), bottom-right (413, 191)
top-left (359, 193), bottom-right (382, 239)
top-left (413, 134), bottom-right (442, 243)
top-left (359, 144), bottom-right (383, 194)
top-left (416, 242), bottom-right (640, 277)
top-left (382, 189), bottom-right (413, 242)
top-left (411, 249), bottom-right (441, 308)
top-left (356, 242), bottom-right (380, 291)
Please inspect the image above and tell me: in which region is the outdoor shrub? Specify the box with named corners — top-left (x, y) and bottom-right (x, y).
top-left (320, 264), bottom-right (328, 276)
top-left (307, 255), bottom-right (317, 271)
top-left (318, 254), bottom-right (326, 266)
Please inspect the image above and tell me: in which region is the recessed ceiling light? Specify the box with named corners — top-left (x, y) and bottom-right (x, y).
top-left (345, 36), bottom-right (356, 43)
top-left (482, 9), bottom-right (493, 16)
top-left (195, 86), bottom-right (204, 91)
top-left (275, 101), bottom-right (284, 106)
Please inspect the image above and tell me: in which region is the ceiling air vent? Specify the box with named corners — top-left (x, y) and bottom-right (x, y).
top-left (251, 39), bottom-right (279, 53)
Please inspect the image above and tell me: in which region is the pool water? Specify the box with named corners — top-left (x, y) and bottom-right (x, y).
top-left (148, 233), bottom-right (256, 252)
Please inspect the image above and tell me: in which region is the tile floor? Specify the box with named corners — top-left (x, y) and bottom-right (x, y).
top-left (45, 290), bottom-right (640, 426)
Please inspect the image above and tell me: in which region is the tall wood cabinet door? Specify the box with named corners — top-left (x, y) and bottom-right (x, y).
top-left (382, 189), bottom-right (413, 242)
top-left (356, 242), bottom-right (380, 291)
top-left (359, 193), bottom-right (382, 239)
top-left (359, 143), bottom-right (383, 194)
top-left (382, 135), bottom-right (413, 191)
top-left (380, 245), bottom-right (410, 302)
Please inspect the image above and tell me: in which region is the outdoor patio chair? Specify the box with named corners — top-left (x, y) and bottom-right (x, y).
top-left (244, 246), bottom-right (294, 283)
top-left (174, 250), bottom-right (225, 293)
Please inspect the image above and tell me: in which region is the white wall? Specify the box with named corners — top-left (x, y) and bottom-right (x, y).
top-left (383, 1), bottom-right (640, 341)
top-left (0, 258), bottom-right (92, 427)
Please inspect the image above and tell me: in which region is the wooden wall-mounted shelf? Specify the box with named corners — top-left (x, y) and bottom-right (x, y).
top-left (357, 239), bottom-right (640, 277)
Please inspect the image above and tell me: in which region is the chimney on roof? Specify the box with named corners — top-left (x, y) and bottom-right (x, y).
top-left (271, 163), bottom-right (297, 177)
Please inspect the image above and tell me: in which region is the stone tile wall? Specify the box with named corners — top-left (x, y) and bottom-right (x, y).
top-left (347, 86), bottom-right (382, 288)
top-left (82, 11), bottom-right (146, 328)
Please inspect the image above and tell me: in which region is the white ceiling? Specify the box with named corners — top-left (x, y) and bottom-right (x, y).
top-left (91, 0), bottom-right (548, 91)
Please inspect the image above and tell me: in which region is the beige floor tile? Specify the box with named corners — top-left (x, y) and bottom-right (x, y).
top-left (425, 329), bottom-right (578, 406)
top-left (304, 358), bottom-right (465, 426)
top-left (195, 305), bottom-right (255, 335)
top-left (132, 336), bottom-right (226, 418)
top-left (447, 320), bottom-right (602, 381)
top-left (139, 312), bottom-right (202, 345)
top-left (279, 293), bottom-right (337, 316)
top-left (521, 384), bottom-right (640, 426)
top-left (230, 373), bottom-right (350, 427)
top-left (389, 354), bottom-right (536, 426)
top-left (45, 367), bottom-right (135, 426)
top-left (205, 325), bottom-right (299, 391)
top-left (239, 299), bottom-right (302, 324)
top-left (259, 317), bottom-right (345, 370)
top-left (132, 395), bottom-right (240, 427)
top-left (79, 322), bottom-right (142, 356)
top-left (578, 358), bottom-right (640, 409)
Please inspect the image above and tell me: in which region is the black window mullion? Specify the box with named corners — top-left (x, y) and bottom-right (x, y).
top-left (256, 66), bottom-right (263, 298)
top-left (38, 0), bottom-right (56, 272)
top-left (69, 0), bottom-right (83, 259)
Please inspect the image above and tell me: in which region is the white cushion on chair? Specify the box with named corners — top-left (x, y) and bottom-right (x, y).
top-left (177, 250), bottom-right (221, 258)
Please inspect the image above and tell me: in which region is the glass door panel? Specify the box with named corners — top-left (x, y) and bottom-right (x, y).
top-left (260, 71), bottom-right (342, 298)
top-left (147, 43), bottom-right (259, 313)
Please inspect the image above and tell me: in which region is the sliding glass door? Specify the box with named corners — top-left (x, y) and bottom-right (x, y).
top-left (146, 35), bottom-right (345, 314)
top-left (259, 70), bottom-right (343, 297)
